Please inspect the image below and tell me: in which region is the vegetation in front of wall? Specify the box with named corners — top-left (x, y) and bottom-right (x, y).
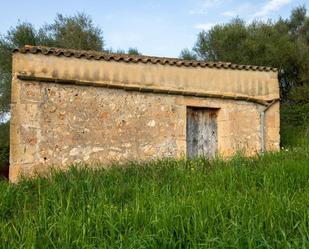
top-left (0, 148), bottom-right (308, 248)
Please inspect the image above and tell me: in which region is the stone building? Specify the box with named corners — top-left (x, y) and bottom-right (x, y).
top-left (10, 45), bottom-right (280, 181)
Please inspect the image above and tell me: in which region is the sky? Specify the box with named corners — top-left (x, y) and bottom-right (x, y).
top-left (0, 0), bottom-right (307, 57)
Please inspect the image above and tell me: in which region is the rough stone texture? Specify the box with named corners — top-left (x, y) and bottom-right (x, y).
top-left (10, 51), bottom-right (280, 182)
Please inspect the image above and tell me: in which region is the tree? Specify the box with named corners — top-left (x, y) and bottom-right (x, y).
top-left (104, 47), bottom-right (142, 55)
top-left (39, 13), bottom-right (104, 51)
top-left (0, 22), bottom-right (38, 171)
top-left (183, 6), bottom-right (309, 102)
top-left (0, 13), bottom-right (105, 118)
top-left (179, 48), bottom-right (198, 60)
top-left (288, 6), bottom-right (309, 104)
top-left (0, 22), bottom-right (38, 116)
top-left (288, 5), bottom-right (307, 37)
top-left (127, 48), bottom-right (141, 55)
top-left (193, 18), bottom-right (248, 62)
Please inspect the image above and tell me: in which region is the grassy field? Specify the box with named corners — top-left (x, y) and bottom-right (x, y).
top-left (0, 104), bottom-right (308, 248)
top-left (0, 147), bottom-right (308, 248)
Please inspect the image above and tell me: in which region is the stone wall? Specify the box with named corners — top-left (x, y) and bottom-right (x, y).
top-left (10, 51), bottom-right (280, 182)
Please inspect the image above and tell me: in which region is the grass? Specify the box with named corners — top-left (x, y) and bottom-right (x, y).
top-left (0, 147), bottom-right (308, 248)
top-left (0, 103), bottom-right (308, 248)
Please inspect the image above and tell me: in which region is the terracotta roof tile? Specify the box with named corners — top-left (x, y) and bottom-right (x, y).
top-left (13, 45), bottom-right (277, 72)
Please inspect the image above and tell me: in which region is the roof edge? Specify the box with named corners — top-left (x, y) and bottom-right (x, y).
top-left (13, 45), bottom-right (278, 72)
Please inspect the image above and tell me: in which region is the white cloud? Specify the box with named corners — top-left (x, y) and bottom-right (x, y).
top-left (222, 11), bottom-right (236, 17)
top-left (254, 0), bottom-right (292, 17)
top-left (189, 9), bottom-right (208, 15)
top-left (220, 0), bottom-right (292, 22)
top-left (220, 2), bottom-right (253, 19)
top-left (194, 23), bottom-right (215, 30)
top-left (189, 0), bottom-right (222, 15)
top-left (201, 0), bottom-right (221, 7)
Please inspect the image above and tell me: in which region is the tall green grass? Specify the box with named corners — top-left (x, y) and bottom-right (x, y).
top-left (0, 148), bottom-right (308, 248)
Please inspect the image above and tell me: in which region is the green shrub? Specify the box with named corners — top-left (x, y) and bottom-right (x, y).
top-left (0, 121), bottom-right (9, 172)
top-left (0, 121), bottom-right (9, 146)
top-left (0, 144), bottom-right (9, 171)
top-left (280, 103), bottom-right (309, 147)
top-left (288, 84), bottom-right (309, 105)
top-left (0, 122), bottom-right (10, 171)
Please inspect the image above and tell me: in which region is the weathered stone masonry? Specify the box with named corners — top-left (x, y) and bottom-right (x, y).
top-left (10, 46), bottom-right (280, 182)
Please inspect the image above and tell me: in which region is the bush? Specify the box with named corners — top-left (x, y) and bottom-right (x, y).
top-left (288, 84), bottom-right (309, 105)
top-left (0, 144), bottom-right (9, 170)
top-left (280, 103), bottom-right (309, 147)
top-left (0, 121), bottom-right (9, 176)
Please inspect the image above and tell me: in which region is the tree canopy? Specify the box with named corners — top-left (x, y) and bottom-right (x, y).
top-left (39, 13), bottom-right (104, 51)
top-left (180, 5), bottom-right (309, 103)
top-left (179, 48), bottom-right (198, 60)
top-left (0, 13), bottom-right (105, 116)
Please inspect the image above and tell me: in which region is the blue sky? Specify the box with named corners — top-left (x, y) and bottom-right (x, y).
top-left (0, 0), bottom-right (307, 57)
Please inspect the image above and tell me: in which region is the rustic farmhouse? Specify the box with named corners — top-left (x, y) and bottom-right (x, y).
top-left (10, 45), bottom-right (280, 181)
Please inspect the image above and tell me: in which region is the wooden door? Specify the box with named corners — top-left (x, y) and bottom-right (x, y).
top-left (186, 107), bottom-right (218, 158)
